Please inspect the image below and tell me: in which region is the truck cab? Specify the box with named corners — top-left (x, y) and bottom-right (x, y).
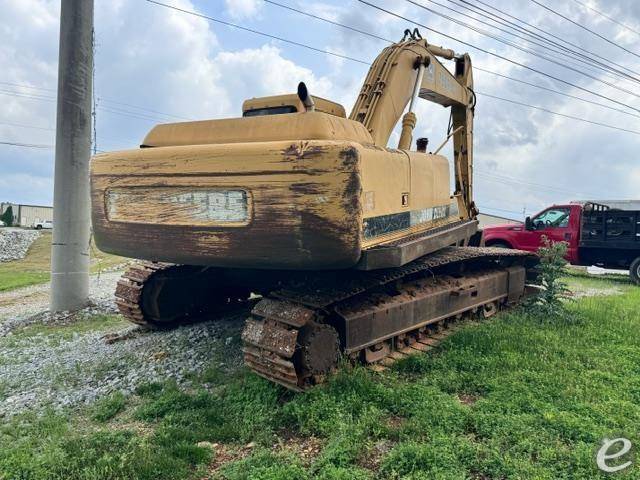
top-left (483, 204), bottom-right (582, 263)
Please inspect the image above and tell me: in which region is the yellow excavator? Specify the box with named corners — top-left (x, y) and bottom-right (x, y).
top-left (91, 30), bottom-right (537, 390)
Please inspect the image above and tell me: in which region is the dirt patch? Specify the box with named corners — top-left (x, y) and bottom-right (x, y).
top-left (470, 472), bottom-right (497, 480)
top-left (199, 442), bottom-right (254, 478)
top-left (457, 393), bottom-right (479, 406)
top-left (569, 287), bottom-right (623, 299)
top-left (111, 420), bottom-right (155, 437)
top-left (358, 439), bottom-right (395, 471)
top-left (385, 415), bottom-right (406, 430)
top-left (275, 430), bottom-right (323, 465)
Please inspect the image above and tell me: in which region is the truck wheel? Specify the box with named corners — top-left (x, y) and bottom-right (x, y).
top-left (489, 242), bottom-right (511, 249)
top-left (631, 257), bottom-right (640, 286)
top-left (36, 225), bottom-right (42, 230)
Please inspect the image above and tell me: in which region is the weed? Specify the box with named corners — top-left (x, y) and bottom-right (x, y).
top-left (528, 236), bottom-right (575, 322)
top-left (92, 391), bottom-right (127, 422)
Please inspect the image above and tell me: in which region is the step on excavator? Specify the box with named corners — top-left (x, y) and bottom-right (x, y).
top-left (91, 30), bottom-right (538, 391)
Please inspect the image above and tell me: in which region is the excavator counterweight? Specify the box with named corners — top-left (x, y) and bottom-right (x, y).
top-left (91, 31), bottom-right (537, 389)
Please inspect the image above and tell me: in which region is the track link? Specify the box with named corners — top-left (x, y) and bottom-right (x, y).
top-left (115, 262), bottom-right (172, 327)
top-left (115, 262), bottom-right (250, 328)
top-left (242, 247), bottom-right (538, 391)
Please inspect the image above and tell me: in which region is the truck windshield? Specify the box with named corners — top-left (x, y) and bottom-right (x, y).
top-left (533, 208), bottom-right (570, 229)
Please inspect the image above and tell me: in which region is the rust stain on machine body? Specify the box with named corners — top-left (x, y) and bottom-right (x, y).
top-left (91, 31), bottom-right (538, 390)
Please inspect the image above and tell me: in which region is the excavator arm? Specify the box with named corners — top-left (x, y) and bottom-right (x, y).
top-left (349, 31), bottom-right (476, 218)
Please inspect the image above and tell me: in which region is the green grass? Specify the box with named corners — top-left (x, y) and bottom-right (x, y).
top-left (12, 314), bottom-right (128, 340)
top-left (1, 277), bottom-right (639, 479)
top-left (91, 392), bottom-right (127, 423)
top-left (0, 231), bottom-right (126, 292)
top-left (0, 270), bottom-right (49, 292)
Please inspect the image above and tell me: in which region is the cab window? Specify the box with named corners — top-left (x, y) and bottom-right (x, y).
top-left (243, 106), bottom-right (297, 117)
top-left (532, 208), bottom-right (570, 229)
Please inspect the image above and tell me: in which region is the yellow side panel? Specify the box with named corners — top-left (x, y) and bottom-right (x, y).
top-left (359, 147), bottom-right (456, 248)
top-left (406, 151), bottom-right (451, 209)
top-left (359, 146), bottom-right (410, 217)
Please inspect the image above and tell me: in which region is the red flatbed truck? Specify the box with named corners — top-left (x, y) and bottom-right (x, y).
top-left (482, 202), bottom-right (640, 285)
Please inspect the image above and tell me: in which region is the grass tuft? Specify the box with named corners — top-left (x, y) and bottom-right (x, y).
top-left (91, 391), bottom-right (127, 422)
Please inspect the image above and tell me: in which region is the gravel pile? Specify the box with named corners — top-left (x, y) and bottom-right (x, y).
top-left (0, 228), bottom-right (40, 262)
top-left (0, 270), bottom-right (249, 417)
top-left (0, 309), bottom-right (247, 417)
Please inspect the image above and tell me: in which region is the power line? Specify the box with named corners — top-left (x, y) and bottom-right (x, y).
top-left (9, 2), bottom-right (639, 128)
top-left (0, 118), bottom-right (138, 147)
top-left (98, 105), bottom-right (172, 123)
top-left (260, 0), bottom-right (640, 121)
top-left (359, 0), bottom-right (640, 115)
top-left (0, 121), bottom-right (54, 131)
top-left (414, 0), bottom-right (640, 85)
top-left (476, 170), bottom-right (591, 194)
top-left (571, 0), bottom-right (640, 37)
top-left (477, 204), bottom-right (525, 216)
top-left (0, 140), bottom-right (53, 149)
top-left (475, 171), bottom-right (599, 197)
top-left (0, 89), bottom-right (56, 102)
top-left (0, 81), bottom-right (56, 92)
top-left (424, 0), bottom-right (640, 85)
top-left (404, 0), bottom-right (640, 101)
top-left (461, 0), bottom-right (640, 87)
top-left (145, 0), bottom-right (369, 65)
top-left (261, 0), bottom-right (392, 43)
top-left (1, 79), bottom-right (191, 121)
top-left (97, 97), bottom-right (193, 121)
top-left (0, 87), bottom-right (179, 124)
top-left (145, 0), bottom-right (640, 137)
top-left (529, 0), bottom-right (640, 60)
top-left (477, 91), bottom-right (640, 136)
top-left (474, 67), bottom-right (640, 120)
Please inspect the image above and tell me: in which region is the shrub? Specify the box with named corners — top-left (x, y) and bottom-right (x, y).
top-left (1, 205), bottom-right (13, 227)
top-left (528, 235), bottom-right (574, 321)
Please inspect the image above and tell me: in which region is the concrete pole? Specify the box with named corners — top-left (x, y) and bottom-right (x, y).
top-left (50, 0), bottom-right (94, 312)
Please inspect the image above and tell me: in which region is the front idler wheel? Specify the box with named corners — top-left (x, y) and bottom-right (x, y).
top-left (296, 322), bottom-right (340, 383)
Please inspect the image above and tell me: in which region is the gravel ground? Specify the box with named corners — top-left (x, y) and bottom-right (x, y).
top-left (0, 271), bottom-right (248, 417)
top-left (0, 271), bottom-right (122, 335)
top-left (0, 228), bottom-right (40, 262)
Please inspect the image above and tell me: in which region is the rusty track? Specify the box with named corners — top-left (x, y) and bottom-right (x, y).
top-left (115, 262), bottom-right (172, 327)
top-left (242, 247), bottom-right (538, 391)
top-left (115, 262), bottom-right (251, 328)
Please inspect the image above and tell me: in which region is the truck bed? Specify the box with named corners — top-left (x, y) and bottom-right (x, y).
top-left (579, 205), bottom-right (640, 250)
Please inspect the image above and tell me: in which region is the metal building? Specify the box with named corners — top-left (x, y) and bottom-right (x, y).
top-left (477, 213), bottom-right (522, 229)
top-left (0, 202), bottom-right (53, 227)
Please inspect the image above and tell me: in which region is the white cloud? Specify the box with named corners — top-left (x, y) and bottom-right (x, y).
top-left (214, 44), bottom-right (334, 101)
top-left (224, 0), bottom-right (263, 19)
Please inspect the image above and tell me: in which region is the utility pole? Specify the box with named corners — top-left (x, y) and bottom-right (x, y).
top-left (50, 0), bottom-right (94, 312)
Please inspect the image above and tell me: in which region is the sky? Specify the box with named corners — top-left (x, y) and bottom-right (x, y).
top-left (1, 0), bottom-right (639, 219)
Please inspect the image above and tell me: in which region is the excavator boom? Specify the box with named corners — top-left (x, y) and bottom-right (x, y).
top-left (350, 31), bottom-right (475, 218)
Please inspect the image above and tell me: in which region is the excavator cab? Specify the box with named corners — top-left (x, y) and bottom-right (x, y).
top-left (242, 93), bottom-right (346, 118)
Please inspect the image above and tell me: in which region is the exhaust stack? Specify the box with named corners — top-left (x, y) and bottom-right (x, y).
top-left (297, 82), bottom-right (315, 112)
